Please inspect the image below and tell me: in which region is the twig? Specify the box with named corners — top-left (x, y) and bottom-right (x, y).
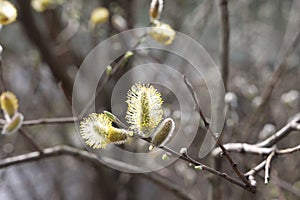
top-left (212, 143), bottom-right (276, 156)
top-left (264, 151), bottom-right (275, 184)
top-left (183, 75), bottom-right (209, 127)
top-left (212, 113), bottom-right (300, 155)
top-left (19, 129), bottom-right (44, 153)
top-left (78, 34), bottom-right (146, 118)
top-left (0, 145), bottom-right (227, 198)
top-left (183, 75), bottom-right (253, 189)
top-left (22, 117), bottom-right (78, 126)
top-left (256, 113), bottom-right (300, 147)
top-left (217, 0), bottom-right (230, 91)
top-left (242, 0), bottom-right (300, 139)
top-left (244, 160), bottom-right (267, 177)
top-left (277, 145), bottom-right (300, 155)
top-left (16, 0), bottom-right (74, 102)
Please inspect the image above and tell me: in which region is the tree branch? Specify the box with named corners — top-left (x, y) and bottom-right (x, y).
top-left (16, 0), bottom-right (74, 102)
top-left (217, 0), bottom-right (230, 91)
top-left (242, 0), bottom-right (300, 139)
top-left (183, 75), bottom-right (254, 190)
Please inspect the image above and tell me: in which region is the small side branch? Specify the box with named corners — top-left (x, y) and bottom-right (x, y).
top-left (264, 151), bottom-right (275, 184)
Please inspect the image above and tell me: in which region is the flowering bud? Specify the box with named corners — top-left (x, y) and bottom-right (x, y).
top-left (0, 91), bottom-right (18, 120)
top-left (126, 83), bottom-right (164, 138)
top-left (149, 118), bottom-right (175, 150)
top-left (90, 7), bottom-right (109, 26)
top-left (2, 112), bottom-right (23, 135)
top-left (80, 113), bottom-right (129, 149)
top-left (0, 1), bottom-right (17, 25)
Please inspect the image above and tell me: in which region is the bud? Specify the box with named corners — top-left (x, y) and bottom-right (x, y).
top-left (0, 91), bottom-right (18, 120)
top-left (148, 22), bottom-right (176, 45)
top-left (162, 153), bottom-right (169, 160)
top-left (90, 7), bottom-right (109, 26)
top-left (105, 65), bottom-right (112, 76)
top-left (149, 0), bottom-right (163, 22)
top-left (124, 51), bottom-right (134, 60)
top-left (104, 111), bottom-right (116, 121)
top-left (194, 165), bottom-right (203, 171)
top-left (2, 112), bottom-right (24, 135)
top-left (31, 0), bottom-right (53, 12)
top-left (149, 118), bottom-right (175, 150)
top-left (179, 147), bottom-right (187, 154)
top-left (0, 1), bottom-right (17, 25)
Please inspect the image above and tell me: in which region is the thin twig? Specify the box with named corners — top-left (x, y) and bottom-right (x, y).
top-left (19, 129), bottom-right (44, 153)
top-left (217, 0), bottom-right (230, 91)
top-left (16, 0), bottom-right (74, 102)
top-left (212, 113), bottom-right (300, 155)
top-left (0, 145), bottom-right (249, 196)
top-left (244, 144), bottom-right (300, 179)
top-left (183, 75), bottom-right (253, 189)
top-left (244, 160), bottom-right (267, 177)
top-left (242, 0), bottom-right (300, 139)
top-left (276, 145), bottom-right (300, 155)
top-left (264, 151), bottom-right (275, 184)
top-left (78, 34), bottom-right (146, 118)
top-left (22, 117), bottom-right (78, 126)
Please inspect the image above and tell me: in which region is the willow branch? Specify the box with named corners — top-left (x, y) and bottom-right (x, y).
top-left (212, 113), bottom-right (300, 156)
top-left (183, 75), bottom-right (253, 189)
top-left (217, 0), bottom-right (230, 91)
top-left (0, 145), bottom-right (200, 200)
top-left (264, 151), bottom-right (275, 184)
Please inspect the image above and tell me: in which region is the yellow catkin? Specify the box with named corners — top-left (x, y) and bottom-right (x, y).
top-left (80, 113), bottom-right (128, 149)
top-left (126, 83), bottom-right (163, 137)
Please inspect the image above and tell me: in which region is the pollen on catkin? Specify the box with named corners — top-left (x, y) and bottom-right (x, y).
top-left (125, 83), bottom-right (164, 138)
top-left (80, 113), bottom-right (128, 149)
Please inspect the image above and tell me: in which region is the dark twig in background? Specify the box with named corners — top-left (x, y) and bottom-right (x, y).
top-left (242, 0), bottom-right (300, 139)
top-left (217, 0), bottom-right (230, 91)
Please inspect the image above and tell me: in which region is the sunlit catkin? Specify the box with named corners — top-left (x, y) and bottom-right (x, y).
top-left (80, 113), bottom-right (129, 149)
top-left (126, 83), bottom-right (163, 137)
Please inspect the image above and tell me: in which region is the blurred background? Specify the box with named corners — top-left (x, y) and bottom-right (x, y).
top-left (0, 0), bottom-right (299, 199)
